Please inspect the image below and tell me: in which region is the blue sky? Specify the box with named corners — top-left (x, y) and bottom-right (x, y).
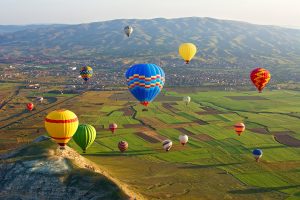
top-left (0, 0), bottom-right (299, 27)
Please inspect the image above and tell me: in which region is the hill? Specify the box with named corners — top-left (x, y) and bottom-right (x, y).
top-left (0, 136), bottom-right (143, 200)
top-left (1, 17), bottom-right (300, 66)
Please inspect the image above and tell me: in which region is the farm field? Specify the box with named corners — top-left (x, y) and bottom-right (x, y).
top-left (1, 87), bottom-right (300, 199)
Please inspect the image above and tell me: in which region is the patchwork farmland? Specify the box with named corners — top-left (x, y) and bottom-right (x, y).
top-left (1, 86), bottom-right (300, 199)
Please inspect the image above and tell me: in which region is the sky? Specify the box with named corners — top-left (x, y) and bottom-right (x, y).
top-left (0, 0), bottom-right (299, 27)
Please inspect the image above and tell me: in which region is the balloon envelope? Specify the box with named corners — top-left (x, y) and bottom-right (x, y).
top-left (73, 124), bottom-right (96, 153)
top-left (80, 66), bottom-right (93, 82)
top-left (252, 149), bottom-right (263, 162)
top-left (36, 97), bottom-right (43, 103)
top-left (183, 96), bottom-right (191, 105)
top-left (109, 123), bottom-right (118, 133)
top-left (250, 68), bottom-right (271, 93)
top-left (162, 139), bottom-right (172, 151)
top-left (118, 141), bottom-right (128, 152)
top-left (179, 43), bottom-right (197, 64)
top-left (179, 134), bottom-right (188, 145)
top-left (124, 26), bottom-right (133, 37)
top-left (45, 109), bottom-right (79, 147)
top-left (234, 123), bottom-right (245, 136)
top-left (125, 64), bottom-right (165, 106)
top-left (27, 103), bottom-right (34, 111)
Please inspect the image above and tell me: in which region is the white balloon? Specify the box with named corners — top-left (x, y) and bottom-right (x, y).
top-left (162, 139), bottom-right (172, 152)
top-left (183, 96), bottom-right (191, 105)
top-left (179, 134), bottom-right (188, 145)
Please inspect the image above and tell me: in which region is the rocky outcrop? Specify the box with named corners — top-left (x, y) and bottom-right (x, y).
top-left (0, 138), bottom-right (142, 200)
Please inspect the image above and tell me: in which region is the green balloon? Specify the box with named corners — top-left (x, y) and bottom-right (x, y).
top-left (73, 124), bottom-right (96, 153)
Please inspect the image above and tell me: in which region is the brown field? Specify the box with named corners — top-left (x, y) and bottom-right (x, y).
top-left (194, 119), bottom-right (209, 125)
top-left (123, 124), bottom-right (144, 128)
top-left (162, 102), bottom-right (179, 112)
top-left (120, 107), bottom-right (134, 116)
top-left (274, 134), bottom-right (300, 147)
top-left (175, 128), bottom-right (195, 136)
top-left (197, 107), bottom-right (224, 115)
top-left (226, 96), bottom-right (268, 100)
top-left (249, 128), bottom-right (269, 134)
top-left (193, 134), bottom-right (214, 141)
top-left (135, 132), bottom-right (161, 143)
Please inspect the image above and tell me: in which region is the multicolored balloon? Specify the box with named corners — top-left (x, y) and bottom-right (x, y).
top-left (183, 96), bottom-right (191, 106)
top-left (27, 103), bottom-right (34, 111)
top-left (45, 109), bottom-right (79, 148)
top-left (250, 68), bottom-right (271, 93)
top-left (125, 64), bottom-right (165, 106)
top-left (118, 141), bottom-right (128, 153)
top-left (80, 66), bottom-right (93, 82)
top-left (179, 43), bottom-right (197, 64)
top-left (252, 149), bottom-right (263, 162)
top-left (36, 97), bottom-right (43, 103)
top-left (124, 26), bottom-right (133, 37)
top-left (234, 123), bottom-right (245, 136)
top-left (73, 124), bottom-right (96, 153)
top-left (109, 123), bottom-right (118, 133)
top-left (162, 139), bottom-right (172, 151)
top-left (179, 134), bottom-right (188, 146)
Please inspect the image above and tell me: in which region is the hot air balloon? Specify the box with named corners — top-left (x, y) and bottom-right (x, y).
top-left (118, 141), bottom-right (128, 153)
top-left (179, 134), bottom-right (188, 146)
top-left (124, 26), bottom-right (133, 37)
top-left (80, 66), bottom-right (93, 82)
top-left (36, 97), bottom-right (43, 103)
top-left (73, 124), bottom-right (96, 153)
top-left (27, 103), bottom-right (34, 111)
top-left (250, 68), bottom-right (271, 93)
top-left (45, 109), bottom-right (79, 149)
top-left (125, 64), bottom-right (165, 106)
top-left (162, 139), bottom-right (172, 152)
top-left (234, 123), bottom-right (245, 136)
top-left (252, 149), bottom-right (263, 162)
top-left (183, 96), bottom-right (191, 106)
top-left (109, 123), bottom-right (118, 133)
top-left (179, 43), bottom-right (197, 64)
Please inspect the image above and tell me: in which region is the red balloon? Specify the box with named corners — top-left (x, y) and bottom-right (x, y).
top-left (109, 123), bottom-right (118, 133)
top-left (234, 123), bottom-right (245, 136)
top-left (27, 103), bottom-right (34, 111)
top-left (118, 141), bottom-right (128, 153)
top-left (250, 68), bottom-right (271, 93)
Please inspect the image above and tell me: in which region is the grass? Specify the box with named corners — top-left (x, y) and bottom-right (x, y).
top-left (2, 88), bottom-right (300, 199)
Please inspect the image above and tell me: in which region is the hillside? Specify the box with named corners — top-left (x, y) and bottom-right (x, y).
top-left (1, 17), bottom-right (300, 66)
top-left (0, 136), bottom-right (143, 200)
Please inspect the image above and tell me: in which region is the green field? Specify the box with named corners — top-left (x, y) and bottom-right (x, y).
top-left (2, 88), bottom-right (300, 199)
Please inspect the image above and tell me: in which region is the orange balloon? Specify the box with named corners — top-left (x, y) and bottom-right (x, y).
top-left (250, 68), bottom-right (271, 93)
top-left (234, 123), bottom-right (245, 136)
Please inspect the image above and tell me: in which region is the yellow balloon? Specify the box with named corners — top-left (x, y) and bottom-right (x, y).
top-left (178, 43), bottom-right (197, 64)
top-left (45, 109), bottom-right (79, 148)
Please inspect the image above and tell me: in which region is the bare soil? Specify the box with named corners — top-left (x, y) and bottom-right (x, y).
top-left (134, 132), bottom-right (161, 143)
top-left (249, 128), bottom-right (269, 134)
top-left (274, 133), bottom-right (300, 147)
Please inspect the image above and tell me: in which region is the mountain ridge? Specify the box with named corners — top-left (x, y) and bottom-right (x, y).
top-left (0, 17), bottom-right (300, 66)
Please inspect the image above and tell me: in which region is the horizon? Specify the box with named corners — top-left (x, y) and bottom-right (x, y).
top-left (0, 0), bottom-right (299, 27)
top-left (1, 16), bottom-right (300, 30)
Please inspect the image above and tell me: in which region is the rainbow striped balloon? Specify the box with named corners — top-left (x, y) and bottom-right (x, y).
top-left (80, 66), bottom-right (93, 82)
